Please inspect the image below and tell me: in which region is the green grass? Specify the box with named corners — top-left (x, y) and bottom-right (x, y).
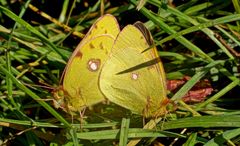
top-left (0, 0), bottom-right (240, 145)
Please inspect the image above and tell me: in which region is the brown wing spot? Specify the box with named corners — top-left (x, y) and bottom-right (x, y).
top-left (87, 59), bottom-right (101, 72)
top-left (89, 43), bottom-right (94, 49)
top-left (100, 42), bottom-right (104, 50)
top-left (94, 24), bottom-right (98, 29)
top-left (75, 51), bottom-right (83, 59)
top-left (105, 50), bottom-right (108, 55)
top-left (104, 29), bottom-right (108, 34)
top-left (140, 36), bottom-right (144, 40)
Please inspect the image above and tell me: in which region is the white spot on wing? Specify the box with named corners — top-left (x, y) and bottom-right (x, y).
top-left (88, 59), bottom-right (101, 72)
top-left (131, 73), bottom-right (139, 80)
top-left (89, 61), bottom-right (97, 70)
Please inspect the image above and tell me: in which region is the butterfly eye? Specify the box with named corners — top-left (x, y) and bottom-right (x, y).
top-left (131, 73), bottom-right (139, 80)
top-left (88, 59), bottom-right (101, 72)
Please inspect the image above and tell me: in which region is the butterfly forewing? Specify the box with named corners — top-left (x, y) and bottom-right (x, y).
top-left (64, 14), bottom-right (120, 77)
top-left (80, 14), bottom-right (120, 45)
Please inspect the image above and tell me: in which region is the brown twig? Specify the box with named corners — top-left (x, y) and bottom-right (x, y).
top-left (214, 32), bottom-right (240, 57)
top-left (27, 4), bottom-right (84, 38)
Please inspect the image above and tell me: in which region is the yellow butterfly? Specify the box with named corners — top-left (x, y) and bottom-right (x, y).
top-left (54, 14), bottom-right (120, 113)
top-left (99, 22), bottom-right (169, 118)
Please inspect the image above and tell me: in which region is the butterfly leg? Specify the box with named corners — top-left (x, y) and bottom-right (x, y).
top-left (79, 107), bottom-right (86, 130)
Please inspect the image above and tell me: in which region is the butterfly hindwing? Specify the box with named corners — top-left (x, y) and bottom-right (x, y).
top-left (63, 35), bottom-right (115, 111)
top-left (99, 24), bottom-right (168, 118)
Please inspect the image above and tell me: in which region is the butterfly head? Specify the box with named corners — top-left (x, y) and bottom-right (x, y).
top-left (52, 86), bottom-right (69, 112)
top-left (52, 86), bottom-right (87, 115)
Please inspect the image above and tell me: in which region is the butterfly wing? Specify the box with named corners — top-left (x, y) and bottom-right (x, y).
top-left (99, 24), bottom-right (168, 118)
top-left (63, 35), bottom-right (115, 112)
top-left (133, 22), bottom-right (167, 91)
top-left (76, 14), bottom-right (120, 48)
top-left (59, 15), bottom-right (120, 112)
top-left (64, 14), bottom-right (120, 75)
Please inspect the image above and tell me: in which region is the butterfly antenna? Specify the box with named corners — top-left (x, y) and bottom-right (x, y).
top-left (23, 82), bottom-right (55, 90)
